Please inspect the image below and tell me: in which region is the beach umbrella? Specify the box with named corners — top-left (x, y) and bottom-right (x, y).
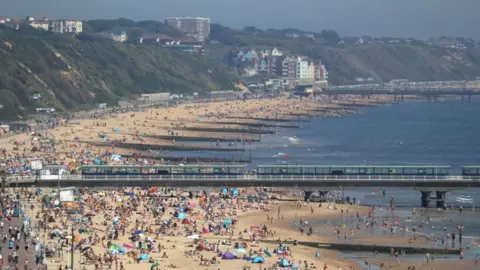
top-left (182, 219), bottom-right (190, 225)
top-left (150, 262), bottom-right (160, 270)
top-left (139, 254), bottom-right (149, 261)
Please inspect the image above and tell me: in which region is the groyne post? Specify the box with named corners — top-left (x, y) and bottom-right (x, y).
top-left (421, 191), bottom-right (431, 208)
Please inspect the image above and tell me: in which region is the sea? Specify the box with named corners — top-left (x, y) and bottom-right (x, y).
top-left (250, 97), bottom-right (480, 262)
top-left (165, 97), bottom-right (480, 261)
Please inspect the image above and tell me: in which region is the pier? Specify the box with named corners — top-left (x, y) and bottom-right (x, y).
top-left (5, 164), bottom-right (480, 208)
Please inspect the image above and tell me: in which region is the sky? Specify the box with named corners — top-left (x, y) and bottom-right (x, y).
top-left (2, 0), bottom-right (480, 39)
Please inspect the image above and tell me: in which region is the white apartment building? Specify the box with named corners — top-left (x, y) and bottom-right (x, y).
top-left (164, 16), bottom-right (210, 42)
top-left (295, 57), bottom-right (309, 80)
top-left (51, 20), bottom-right (83, 33)
top-left (25, 16), bottom-right (49, 31)
top-left (0, 16), bottom-right (82, 34)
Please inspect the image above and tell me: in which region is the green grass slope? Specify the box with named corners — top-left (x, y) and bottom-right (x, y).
top-left (0, 25), bottom-right (235, 120)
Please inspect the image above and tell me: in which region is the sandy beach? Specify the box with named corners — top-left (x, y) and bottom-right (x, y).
top-left (2, 94), bottom-right (477, 270)
top-left (0, 95), bottom-right (388, 163)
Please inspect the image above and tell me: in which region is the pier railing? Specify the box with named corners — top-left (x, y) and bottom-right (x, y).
top-left (6, 174), bottom-right (480, 184)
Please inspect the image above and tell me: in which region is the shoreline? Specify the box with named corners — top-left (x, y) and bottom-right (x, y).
top-left (0, 95), bottom-right (397, 166)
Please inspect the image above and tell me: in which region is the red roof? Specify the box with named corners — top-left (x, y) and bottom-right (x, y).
top-left (0, 16), bottom-right (5, 20)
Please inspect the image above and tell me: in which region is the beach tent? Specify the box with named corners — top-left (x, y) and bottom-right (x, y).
top-left (182, 219), bottom-right (190, 225)
top-left (223, 218), bottom-right (232, 228)
top-left (139, 254), bottom-right (149, 261)
top-left (264, 249), bottom-right (272, 257)
top-left (177, 213), bottom-right (186, 220)
top-left (279, 258), bottom-right (290, 267)
top-left (222, 251), bottom-right (235, 260)
top-left (252, 256), bottom-right (265, 264)
top-left (235, 248), bottom-right (246, 254)
top-left (114, 128), bottom-right (120, 133)
top-left (150, 262), bottom-right (160, 270)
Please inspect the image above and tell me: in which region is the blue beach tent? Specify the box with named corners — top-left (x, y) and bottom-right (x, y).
top-left (252, 256), bottom-right (265, 264)
top-left (279, 258), bottom-right (290, 267)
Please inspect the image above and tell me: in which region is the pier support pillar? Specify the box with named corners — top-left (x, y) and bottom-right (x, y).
top-left (318, 191), bottom-right (328, 202)
top-left (436, 191), bottom-right (446, 208)
top-left (420, 191), bottom-right (431, 208)
top-left (427, 96), bottom-right (431, 102)
top-left (304, 191), bottom-right (313, 202)
top-left (401, 95), bottom-right (404, 102)
top-left (468, 95), bottom-right (472, 102)
top-left (394, 95), bottom-right (397, 102)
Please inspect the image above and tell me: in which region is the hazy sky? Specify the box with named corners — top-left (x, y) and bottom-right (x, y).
top-left (2, 0), bottom-right (479, 39)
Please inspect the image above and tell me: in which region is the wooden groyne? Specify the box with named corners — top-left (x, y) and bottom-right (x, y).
top-left (334, 103), bottom-right (378, 108)
top-left (86, 142), bottom-right (245, 152)
top-left (209, 121), bottom-right (300, 129)
top-left (225, 116), bottom-right (301, 123)
top-left (174, 126), bottom-right (274, 135)
top-left (145, 134), bottom-right (261, 142)
top-left (260, 240), bottom-right (460, 255)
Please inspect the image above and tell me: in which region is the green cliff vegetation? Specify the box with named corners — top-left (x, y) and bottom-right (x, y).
top-left (0, 24), bottom-right (235, 120)
top-left (84, 18), bottom-right (184, 41)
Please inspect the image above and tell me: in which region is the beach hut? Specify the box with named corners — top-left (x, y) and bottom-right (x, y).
top-left (222, 251), bottom-right (235, 260)
top-left (252, 256), bottom-right (265, 264)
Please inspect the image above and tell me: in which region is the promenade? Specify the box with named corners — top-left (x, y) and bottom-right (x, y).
top-left (0, 193), bottom-right (37, 270)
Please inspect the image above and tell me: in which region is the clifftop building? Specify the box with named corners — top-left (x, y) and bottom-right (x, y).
top-left (0, 16), bottom-right (82, 33)
top-left (164, 17), bottom-right (210, 43)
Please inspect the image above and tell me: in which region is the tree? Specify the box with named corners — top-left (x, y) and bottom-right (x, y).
top-left (319, 30), bottom-right (341, 44)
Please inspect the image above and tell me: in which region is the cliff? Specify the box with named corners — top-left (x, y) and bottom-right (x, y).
top-left (0, 24), bottom-right (235, 120)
